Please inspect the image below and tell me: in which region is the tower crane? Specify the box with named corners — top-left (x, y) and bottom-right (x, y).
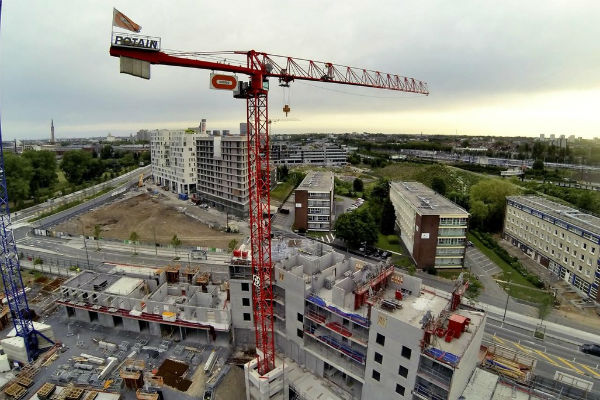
top-left (0, 0), bottom-right (54, 362)
top-left (109, 25), bottom-right (428, 375)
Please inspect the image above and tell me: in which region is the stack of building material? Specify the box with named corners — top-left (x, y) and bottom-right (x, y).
top-left (36, 383), bottom-right (57, 400)
top-left (3, 382), bottom-right (27, 400)
top-left (161, 312), bottom-right (176, 322)
top-left (64, 387), bottom-right (85, 400)
top-left (0, 337), bottom-right (28, 363)
top-left (165, 266), bottom-right (180, 283)
top-left (0, 353), bottom-right (11, 372)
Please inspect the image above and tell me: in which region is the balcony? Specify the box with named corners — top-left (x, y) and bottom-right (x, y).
top-left (304, 310), bottom-right (368, 346)
top-left (303, 333), bottom-right (365, 380)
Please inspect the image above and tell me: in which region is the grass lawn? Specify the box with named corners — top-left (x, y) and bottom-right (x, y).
top-left (438, 269), bottom-right (464, 280)
top-left (467, 232), bottom-right (553, 304)
top-left (376, 233), bottom-right (403, 254)
top-left (270, 181), bottom-right (295, 203)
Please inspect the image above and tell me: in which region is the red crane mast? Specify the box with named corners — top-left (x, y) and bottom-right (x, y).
top-left (109, 45), bottom-right (428, 375)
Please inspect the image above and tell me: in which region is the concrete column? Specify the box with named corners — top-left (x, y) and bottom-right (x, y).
top-left (98, 313), bottom-right (115, 328)
top-left (122, 318), bottom-right (141, 333)
top-left (75, 308), bottom-right (91, 323)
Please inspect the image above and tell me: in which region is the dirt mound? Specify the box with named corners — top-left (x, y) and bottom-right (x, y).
top-left (156, 359), bottom-right (192, 391)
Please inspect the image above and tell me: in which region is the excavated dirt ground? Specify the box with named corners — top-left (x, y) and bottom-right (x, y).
top-left (54, 193), bottom-right (242, 249)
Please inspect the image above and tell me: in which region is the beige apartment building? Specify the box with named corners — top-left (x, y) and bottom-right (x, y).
top-left (504, 196), bottom-right (600, 300)
top-left (294, 170), bottom-right (335, 232)
top-left (390, 182), bottom-right (469, 270)
top-left (195, 132), bottom-right (249, 216)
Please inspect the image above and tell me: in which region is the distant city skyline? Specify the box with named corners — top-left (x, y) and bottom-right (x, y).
top-left (1, 1), bottom-right (599, 140)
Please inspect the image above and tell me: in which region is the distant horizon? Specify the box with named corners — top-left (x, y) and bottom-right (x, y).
top-left (1, 2), bottom-right (599, 143)
top-left (4, 125), bottom-right (596, 143)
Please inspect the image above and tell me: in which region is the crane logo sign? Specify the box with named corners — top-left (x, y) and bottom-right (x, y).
top-left (210, 73), bottom-right (238, 90)
top-left (112, 32), bottom-right (160, 51)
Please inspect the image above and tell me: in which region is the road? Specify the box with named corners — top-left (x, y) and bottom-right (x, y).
top-left (9, 176), bottom-right (600, 385)
top-left (482, 310), bottom-right (600, 382)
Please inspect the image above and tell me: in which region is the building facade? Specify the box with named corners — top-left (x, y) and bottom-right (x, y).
top-left (504, 195), bottom-right (600, 300)
top-left (151, 129), bottom-right (198, 194)
top-left (294, 170), bottom-right (335, 232)
top-left (390, 182), bottom-right (469, 270)
top-left (195, 132), bottom-right (249, 216)
top-left (232, 239), bottom-right (485, 400)
top-left (270, 142), bottom-right (347, 166)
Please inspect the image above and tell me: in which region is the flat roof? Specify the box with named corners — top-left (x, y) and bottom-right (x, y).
top-left (390, 181), bottom-right (469, 216)
top-left (105, 276), bottom-right (144, 296)
top-left (296, 170), bottom-right (334, 192)
top-left (508, 195), bottom-right (600, 236)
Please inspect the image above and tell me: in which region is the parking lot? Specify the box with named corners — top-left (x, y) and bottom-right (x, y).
top-left (465, 246), bottom-right (502, 277)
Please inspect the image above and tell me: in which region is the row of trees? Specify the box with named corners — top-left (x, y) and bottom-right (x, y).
top-left (334, 179), bottom-right (396, 248)
top-left (5, 151), bottom-right (58, 208)
top-left (4, 147), bottom-right (150, 209)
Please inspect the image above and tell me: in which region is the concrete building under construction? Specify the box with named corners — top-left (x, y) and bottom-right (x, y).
top-left (58, 264), bottom-right (231, 344)
top-left (230, 239), bottom-right (486, 400)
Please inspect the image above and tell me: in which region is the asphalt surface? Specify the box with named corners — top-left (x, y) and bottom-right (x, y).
top-left (10, 175), bottom-right (600, 385)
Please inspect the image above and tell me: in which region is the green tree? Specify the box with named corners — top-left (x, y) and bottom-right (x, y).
top-left (61, 150), bottom-right (93, 185)
top-left (100, 145), bottom-right (114, 160)
top-left (277, 165), bottom-right (289, 181)
top-left (380, 199), bottom-right (396, 235)
top-left (537, 294), bottom-right (553, 323)
top-left (228, 239), bottom-right (239, 252)
top-left (171, 234), bottom-right (182, 257)
top-left (140, 151), bottom-right (151, 165)
top-left (371, 178), bottom-right (390, 200)
top-left (532, 159), bottom-right (544, 174)
top-left (4, 152), bottom-right (33, 208)
top-left (353, 178), bottom-right (364, 193)
top-left (22, 150), bottom-right (57, 200)
top-left (334, 208), bottom-right (378, 248)
top-left (431, 177), bottom-right (447, 195)
top-left (469, 179), bottom-right (517, 232)
top-left (129, 231), bottom-right (139, 255)
top-left (93, 225), bottom-right (102, 251)
top-left (347, 153), bottom-right (361, 165)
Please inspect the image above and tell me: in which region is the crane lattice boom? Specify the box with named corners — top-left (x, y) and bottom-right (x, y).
top-left (110, 43), bottom-right (427, 375)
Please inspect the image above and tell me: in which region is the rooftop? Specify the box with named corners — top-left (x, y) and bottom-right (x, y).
top-left (296, 170), bottom-right (334, 192)
top-left (508, 195), bottom-right (600, 236)
top-left (391, 181), bottom-right (469, 216)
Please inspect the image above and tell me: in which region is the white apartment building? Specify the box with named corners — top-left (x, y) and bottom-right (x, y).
top-left (151, 129), bottom-right (198, 194)
top-left (195, 132), bottom-right (249, 216)
top-left (504, 196), bottom-right (600, 301)
top-left (230, 239), bottom-right (486, 400)
top-left (390, 182), bottom-right (469, 270)
top-left (270, 142), bottom-right (348, 166)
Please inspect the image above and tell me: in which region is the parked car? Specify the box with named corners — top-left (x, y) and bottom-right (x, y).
top-left (467, 241), bottom-right (474, 247)
top-left (580, 344), bottom-right (600, 356)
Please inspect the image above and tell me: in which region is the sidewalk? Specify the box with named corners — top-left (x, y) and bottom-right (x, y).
top-left (477, 301), bottom-right (600, 345)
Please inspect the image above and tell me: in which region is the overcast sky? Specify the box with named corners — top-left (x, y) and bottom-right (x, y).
top-left (1, 0), bottom-right (600, 140)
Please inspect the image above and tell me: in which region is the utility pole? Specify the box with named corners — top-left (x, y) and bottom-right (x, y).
top-left (502, 272), bottom-right (512, 322)
top-left (153, 227), bottom-right (158, 257)
top-left (80, 222), bottom-right (91, 270)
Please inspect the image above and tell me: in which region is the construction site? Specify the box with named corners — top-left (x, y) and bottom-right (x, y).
top-left (53, 192), bottom-right (243, 249)
top-left (2, 6), bottom-right (600, 400)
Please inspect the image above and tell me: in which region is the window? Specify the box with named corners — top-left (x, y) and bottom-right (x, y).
top-left (241, 282), bottom-right (249, 292)
top-left (243, 313), bottom-right (251, 321)
top-left (372, 370), bottom-right (380, 381)
top-left (297, 313), bottom-right (303, 323)
top-left (396, 384), bottom-right (405, 395)
top-left (297, 329), bottom-right (303, 338)
top-left (583, 243), bottom-right (587, 250)
top-left (242, 298), bottom-right (250, 307)
top-left (376, 333), bottom-right (385, 346)
top-left (398, 365), bottom-right (408, 378)
top-left (374, 352), bottom-right (383, 364)
top-left (401, 346), bottom-right (411, 359)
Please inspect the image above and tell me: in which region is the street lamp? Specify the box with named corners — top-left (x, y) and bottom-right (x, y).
top-left (502, 272), bottom-right (512, 322)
